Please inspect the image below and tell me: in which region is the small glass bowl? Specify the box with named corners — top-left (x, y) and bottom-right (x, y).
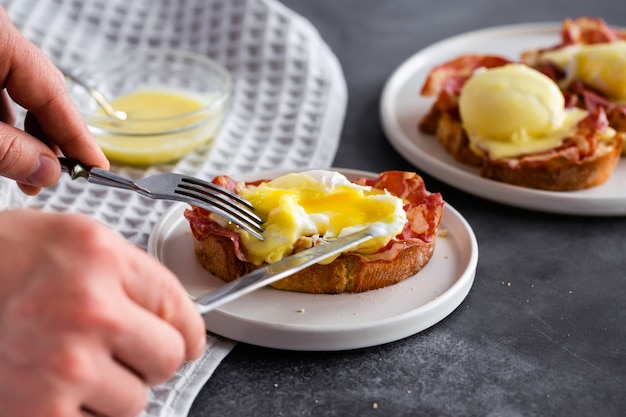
top-left (67, 49), bottom-right (232, 166)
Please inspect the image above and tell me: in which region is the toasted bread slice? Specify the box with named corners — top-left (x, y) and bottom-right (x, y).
top-left (480, 135), bottom-right (622, 191)
top-left (192, 233), bottom-right (437, 294)
top-left (420, 102), bottom-right (623, 190)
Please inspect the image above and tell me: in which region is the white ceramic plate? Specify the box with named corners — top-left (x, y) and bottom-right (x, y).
top-left (147, 168), bottom-right (478, 351)
top-left (380, 23), bottom-right (626, 216)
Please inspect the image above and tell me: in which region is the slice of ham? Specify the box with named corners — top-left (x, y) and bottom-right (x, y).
top-left (420, 54), bottom-right (512, 97)
top-left (560, 17), bottom-right (626, 46)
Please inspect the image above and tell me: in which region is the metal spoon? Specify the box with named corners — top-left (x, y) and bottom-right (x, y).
top-left (62, 70), bottom-right (128, 121)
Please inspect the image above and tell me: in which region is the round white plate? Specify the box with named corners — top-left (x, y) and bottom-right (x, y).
top-left (380, 23), bottom-right (626, 216)
top-left (147, 168), bottom-right (478, 351)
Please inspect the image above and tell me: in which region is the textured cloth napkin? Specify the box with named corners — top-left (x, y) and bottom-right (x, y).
top-left (0, 0), bottom-right (346, 415)
top-left (141, 336), bottom-right (236, 417)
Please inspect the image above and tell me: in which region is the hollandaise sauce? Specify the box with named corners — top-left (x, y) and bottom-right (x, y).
top-left (89, 87), bottom-right (225, 165)
top-left (112, 89), bottom-right (204, 118)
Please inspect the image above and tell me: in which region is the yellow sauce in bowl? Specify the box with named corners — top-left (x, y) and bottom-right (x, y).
top-left (112, 89), bottom-right (204, 119)
top-left (89, 87), bottom-right (227, 166)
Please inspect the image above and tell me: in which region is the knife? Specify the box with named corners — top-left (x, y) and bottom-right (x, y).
top-left (194, 228), bottom-right (376, 314)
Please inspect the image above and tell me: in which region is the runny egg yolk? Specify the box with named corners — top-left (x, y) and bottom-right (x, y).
top-left (538, 41), bottom-right (626, 102)
top-left (235, 171), bottom-right (407, 265)
top-left (458, 64), bottom-right (589, 159)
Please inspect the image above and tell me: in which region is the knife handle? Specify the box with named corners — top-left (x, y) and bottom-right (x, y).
top-left (58, 157), bottom-right (136, 191)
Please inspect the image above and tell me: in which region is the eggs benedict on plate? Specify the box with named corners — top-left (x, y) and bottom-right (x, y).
top-left (184, 170), bottom-right (444, 294)
top-left (419, 55), bottom-right (623, 190)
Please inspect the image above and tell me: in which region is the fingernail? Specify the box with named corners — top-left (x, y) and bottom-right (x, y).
top-left (27, 155), bottom-right (58, 187)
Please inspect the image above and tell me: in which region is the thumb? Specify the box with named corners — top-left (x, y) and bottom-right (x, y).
top-left (0, 122), bottom-right (61, 192)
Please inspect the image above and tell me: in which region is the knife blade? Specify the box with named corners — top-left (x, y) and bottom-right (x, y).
top-left (194, 228), bottom-right (376, 314)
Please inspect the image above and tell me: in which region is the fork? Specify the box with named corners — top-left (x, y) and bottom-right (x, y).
top-left (58, 157), bottom-right (265, 240)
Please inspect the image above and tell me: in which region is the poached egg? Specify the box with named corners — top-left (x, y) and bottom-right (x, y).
top-left (234, 171), bottom-right (407, 265)
top-left (458, 64), bottom-right (591, 159)
top-left (537, 41), bottom-right (626, 102)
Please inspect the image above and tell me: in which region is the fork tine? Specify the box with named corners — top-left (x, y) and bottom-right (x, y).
top-left (175, 180), bottom-right (263, 225)
top-left (175, 181), bottom-right (265, 241)
top-left (179, 177), bottom-right (255, 209)
top-left (177, 190), bottom-right (265, 240)
top-left (176, 183), bottom-right (262, 224)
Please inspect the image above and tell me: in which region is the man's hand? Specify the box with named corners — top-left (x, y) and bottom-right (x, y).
top-left (0, 210), bottom-right (206, 417)
top-left (0, 7), bottom-right (109, 196)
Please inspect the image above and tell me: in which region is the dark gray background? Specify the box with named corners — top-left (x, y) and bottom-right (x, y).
top-left (191, 1), bottom-right (626, 416)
